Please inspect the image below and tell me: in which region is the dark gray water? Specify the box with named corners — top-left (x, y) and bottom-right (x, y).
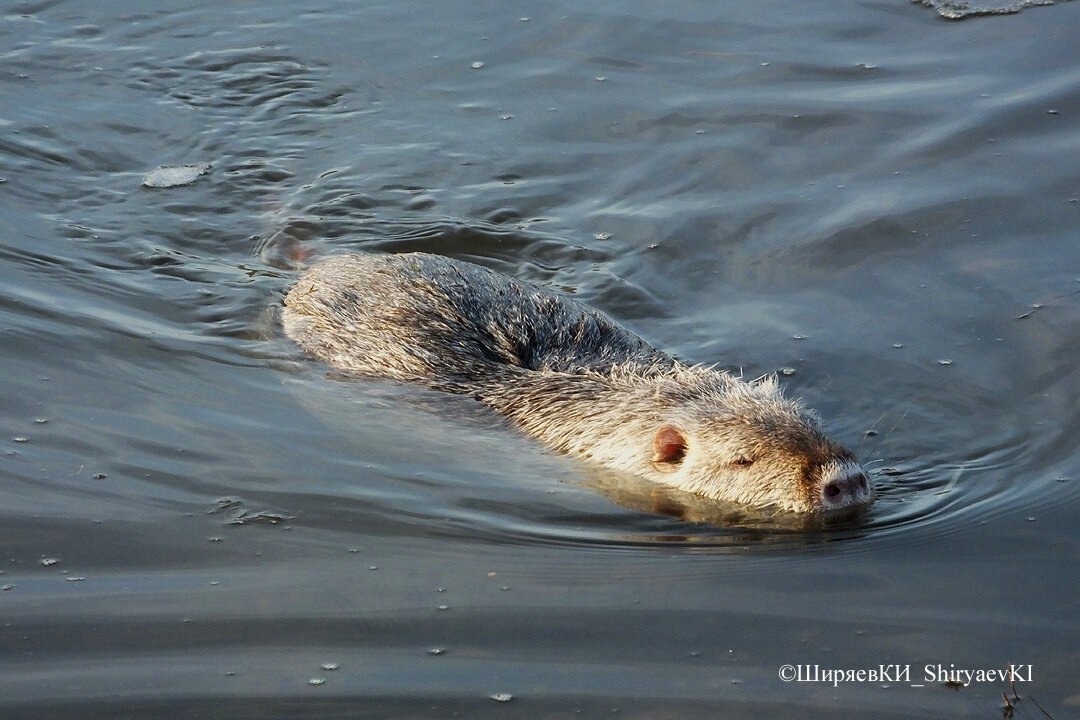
top-left (3, 1), bottom-right (1079, 718)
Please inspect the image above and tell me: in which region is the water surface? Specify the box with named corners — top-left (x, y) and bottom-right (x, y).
top-left (2, 1), bottom-right (1079, 718)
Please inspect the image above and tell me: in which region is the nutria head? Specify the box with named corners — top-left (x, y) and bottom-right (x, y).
top-left (640, 370), bottom-right (872, 514)
top-left (485, 363), bottom-right (872, 515)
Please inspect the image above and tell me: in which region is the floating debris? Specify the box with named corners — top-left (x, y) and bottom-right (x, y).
top-left (914, 0), bottom-right (1060, 20)
top-left (489, 692), bottom-right (513, 703)
top-left (210, 497), bottom-right (242, 514)
top-left (210, 497), bottom-right (294, 526)
top-left (227, 510), bottom-right (294, 526)
top-left (142, 162), bottom-right (211, 188)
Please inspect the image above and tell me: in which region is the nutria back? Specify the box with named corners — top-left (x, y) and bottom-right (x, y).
top-left (283, 253), bottom-right (668, 383)
top-left (283, 252), bottom-right (873, 515)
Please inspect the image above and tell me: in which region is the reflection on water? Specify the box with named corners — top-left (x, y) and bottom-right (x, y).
top-left (3, 0), bottom-right (1080, 717)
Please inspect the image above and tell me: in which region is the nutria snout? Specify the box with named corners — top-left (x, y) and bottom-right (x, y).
top-left (282, 252), bottom-right (874, 515)
top-left (822, 464), bottom-right (872, 510)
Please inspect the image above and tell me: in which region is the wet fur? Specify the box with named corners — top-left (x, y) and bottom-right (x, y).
top-left (283, 252), bottom-right (871, 514)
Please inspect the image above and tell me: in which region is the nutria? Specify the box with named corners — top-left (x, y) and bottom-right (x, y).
top-left (282, 252), bottom-right (873, 515)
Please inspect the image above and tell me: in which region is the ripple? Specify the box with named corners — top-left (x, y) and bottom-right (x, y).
top-left (273, 318), bottom-right (1080, 554)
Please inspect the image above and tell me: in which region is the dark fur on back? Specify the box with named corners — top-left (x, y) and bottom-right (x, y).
top-left (283, 253), bottom-right (670, 382)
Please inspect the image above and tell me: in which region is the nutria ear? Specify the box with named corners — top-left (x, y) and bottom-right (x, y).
top-left (652, 424), bottom-right (687, 471)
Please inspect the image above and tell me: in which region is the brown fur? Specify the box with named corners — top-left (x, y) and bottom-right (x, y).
top-left (283, 252), bottom-right (872, 514)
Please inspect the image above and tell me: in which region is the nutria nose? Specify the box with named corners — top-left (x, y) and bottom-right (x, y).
top-left (822, 471), bottom-right (871, 508)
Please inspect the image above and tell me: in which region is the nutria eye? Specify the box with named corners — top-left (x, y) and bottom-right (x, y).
top-left (733, 456), bottom-right (754, 467)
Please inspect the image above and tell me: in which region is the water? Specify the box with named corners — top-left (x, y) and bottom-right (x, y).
top-left (2, 1), bottom-right (1079, 718)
